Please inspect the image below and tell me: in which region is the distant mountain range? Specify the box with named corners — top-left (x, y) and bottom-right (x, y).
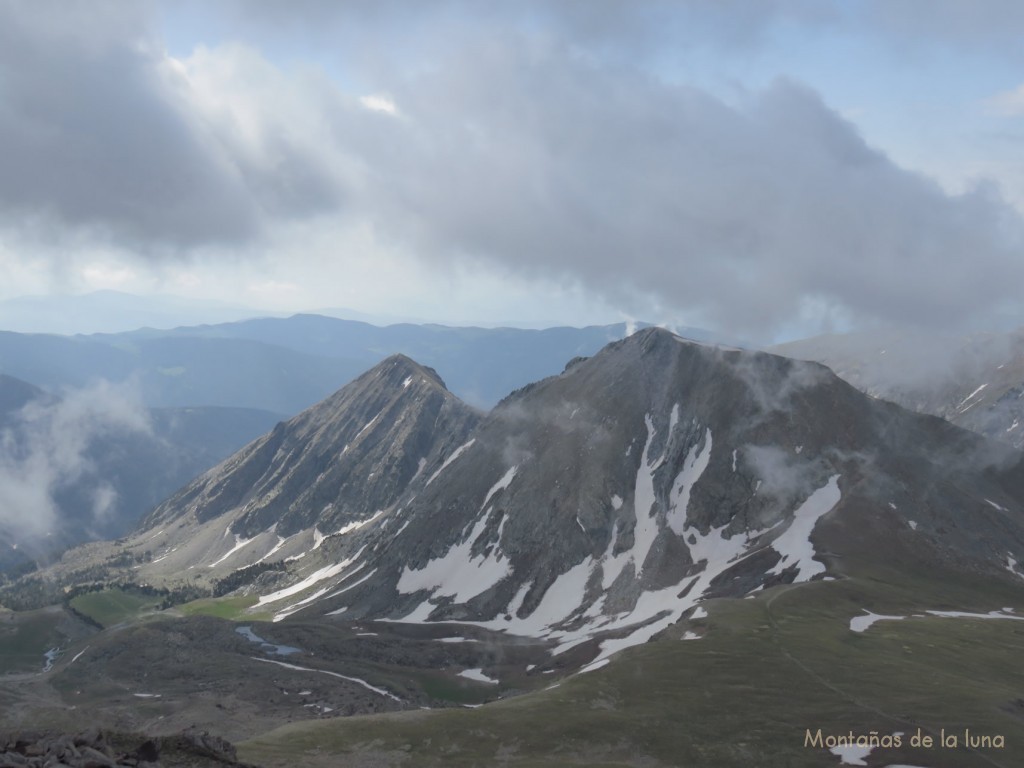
top-left (0, 290), bottom-right (280, 335)
top-left (0, 314), bottom-right (717, 412)
top-left (0, 289), bottom-right (466, 335)
top-left (0, 374), bottom-right (280, 575)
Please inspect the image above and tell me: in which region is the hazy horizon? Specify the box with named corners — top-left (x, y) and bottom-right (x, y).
top-left (2, 2), bottom-right (1023, 345)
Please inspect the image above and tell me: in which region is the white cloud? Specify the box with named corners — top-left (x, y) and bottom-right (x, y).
top-left (81, 263), bottom-right (138, 288)
top-left (360, 94), bottom-right (399, 115)
top-left (985, 83), bottom-right (1024, 116)
top-left (1, 1), bottom-right (1022, 338)
top-left (0, 381), bottom-right (151, 543)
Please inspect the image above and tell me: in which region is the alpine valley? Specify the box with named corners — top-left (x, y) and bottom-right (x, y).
top-left (3, 327), bottom-right (1024, 768)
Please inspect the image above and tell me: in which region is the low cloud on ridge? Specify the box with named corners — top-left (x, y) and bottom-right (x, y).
top-left (0, 380), bottom-right (151, 547)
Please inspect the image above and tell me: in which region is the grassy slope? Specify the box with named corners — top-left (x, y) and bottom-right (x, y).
top-left (69, 588), bottom-right (165, 628)
top-left (176, 594), bottom-right (273, 621)
top-left (239, 570), bottom-right (1024, 768)
top-left (0, 607), bottom-right (66, 674)
top-left (69, 590), bottom-right (276, 625)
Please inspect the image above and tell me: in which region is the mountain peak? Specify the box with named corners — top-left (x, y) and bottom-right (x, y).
top-left (620, 325), bottom-right (735, 356)
top-left (373, 354), bottom-right (449, 393)
top-left (138, 351), bottom-right (481, 556)
top-left (42, 327), bottom-right (1024, 687)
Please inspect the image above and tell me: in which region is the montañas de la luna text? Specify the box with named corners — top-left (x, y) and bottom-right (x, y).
top-left (804, 728), bottom-right (1005, 750)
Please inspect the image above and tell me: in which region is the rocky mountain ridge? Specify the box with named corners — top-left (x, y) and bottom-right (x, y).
top-left (95, 355), bottom-right (483, 588)
top-left (5, 328), bottom-right (1024, 768)
top-left (44, 328), bottom-right (1024, 672)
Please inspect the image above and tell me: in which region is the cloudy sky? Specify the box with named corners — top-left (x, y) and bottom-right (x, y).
top-left (1, 1), bottom-right (1022, 342)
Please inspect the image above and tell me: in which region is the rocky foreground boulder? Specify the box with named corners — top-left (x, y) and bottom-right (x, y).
top-left (0, 727), bottom-right (260, 768)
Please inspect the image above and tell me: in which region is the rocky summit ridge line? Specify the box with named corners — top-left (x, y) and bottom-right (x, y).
top-left (114, 354), bottom-right (482, 583)
top-left (291, 327), bottom-right (1024, 664)
top-left (42, 328), bottom-right (1024, 672)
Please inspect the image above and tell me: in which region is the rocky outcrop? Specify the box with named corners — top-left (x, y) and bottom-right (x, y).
top-left (0, 727), bottom-right (259, 768)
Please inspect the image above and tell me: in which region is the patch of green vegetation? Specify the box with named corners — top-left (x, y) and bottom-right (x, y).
top-left (68, 587), bottom-right (164, 629)
top-left (0, 608), bottom-right (65, 674)
top-left (240, 572), bottom-right (1024, 768)
top-left (415, 671), bottom-right (497, 705)
top-left (176, 594), bottom-right (271, 621)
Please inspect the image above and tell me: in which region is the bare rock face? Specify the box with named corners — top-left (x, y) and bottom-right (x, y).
top-left (27, 329), bottom-right (1024, 669)
top-left (95, 355), bottom-right (484, 585)
top-left (312, 328), bottom-right (1024, 626)
top-left (144, 354), bottom-right (481, 536)
top-left (105, 327), bottom-right (1023, 668)
top-left (176, 730), bottom-right (234, 762)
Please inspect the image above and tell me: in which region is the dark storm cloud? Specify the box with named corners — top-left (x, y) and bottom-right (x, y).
top-left (344, 40), bottom-right (1023, 335)
top-left (0, 2), bottom-right (342, 251)
top-left (533, 0), bottom-right (838, 52)
top-left (219, 0), bottom-right (833, 53)
top-left (2, 0), bottom-right (1022, 338)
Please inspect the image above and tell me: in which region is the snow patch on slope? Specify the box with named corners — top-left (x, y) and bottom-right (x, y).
top-left (458, 668), bottom-right (498, 684)
top-left (258, 547), bottom-right (365, 608)
top-left (926, 609), bottom-right (1024, 621)
top-left (397, 505), bottom-right (511, 603)
top-left (850, 611), bottom-right (905, 633)
top-left (537, 476), bottom-right (837, 664)
top-left (666, 428), bottom-right (712, 535)
top-left (1007, 554), bottom-right (1024, 579)
top-left (311, 527), bottom-right (326, 551)
top-left (481, 466), bottom-right (518, 511)
top-left (251, 657), bottom-right (400, 700)
top-left (208, 534), bottom-right (254, 568)
top-left (257, 536), bottom-right (288, 564)
top-left (387, 422), bottom-right (844, 671)
top-left (426, 439), bottom-right (476, 486)
top-left (578, 517), bottom-right (763, 664)
top-left (628, 416), bottom-right (660, 577)
top-left (668, 403), bottom-right (680, 435)
top-left (355, 409), bottom-right (384, 438)
top-left (850, 607), bottom-right (1023, 633)
top-left (767, 475), bottom-right (841, 581)
top-left (332, 509), bottom-right (386, 537)
top-left (273, 564), bottom-right (371, 622)
top-left (956, 383), bottom-right (988, 413)
top-left (323, 569), bottom-right (379, 616)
